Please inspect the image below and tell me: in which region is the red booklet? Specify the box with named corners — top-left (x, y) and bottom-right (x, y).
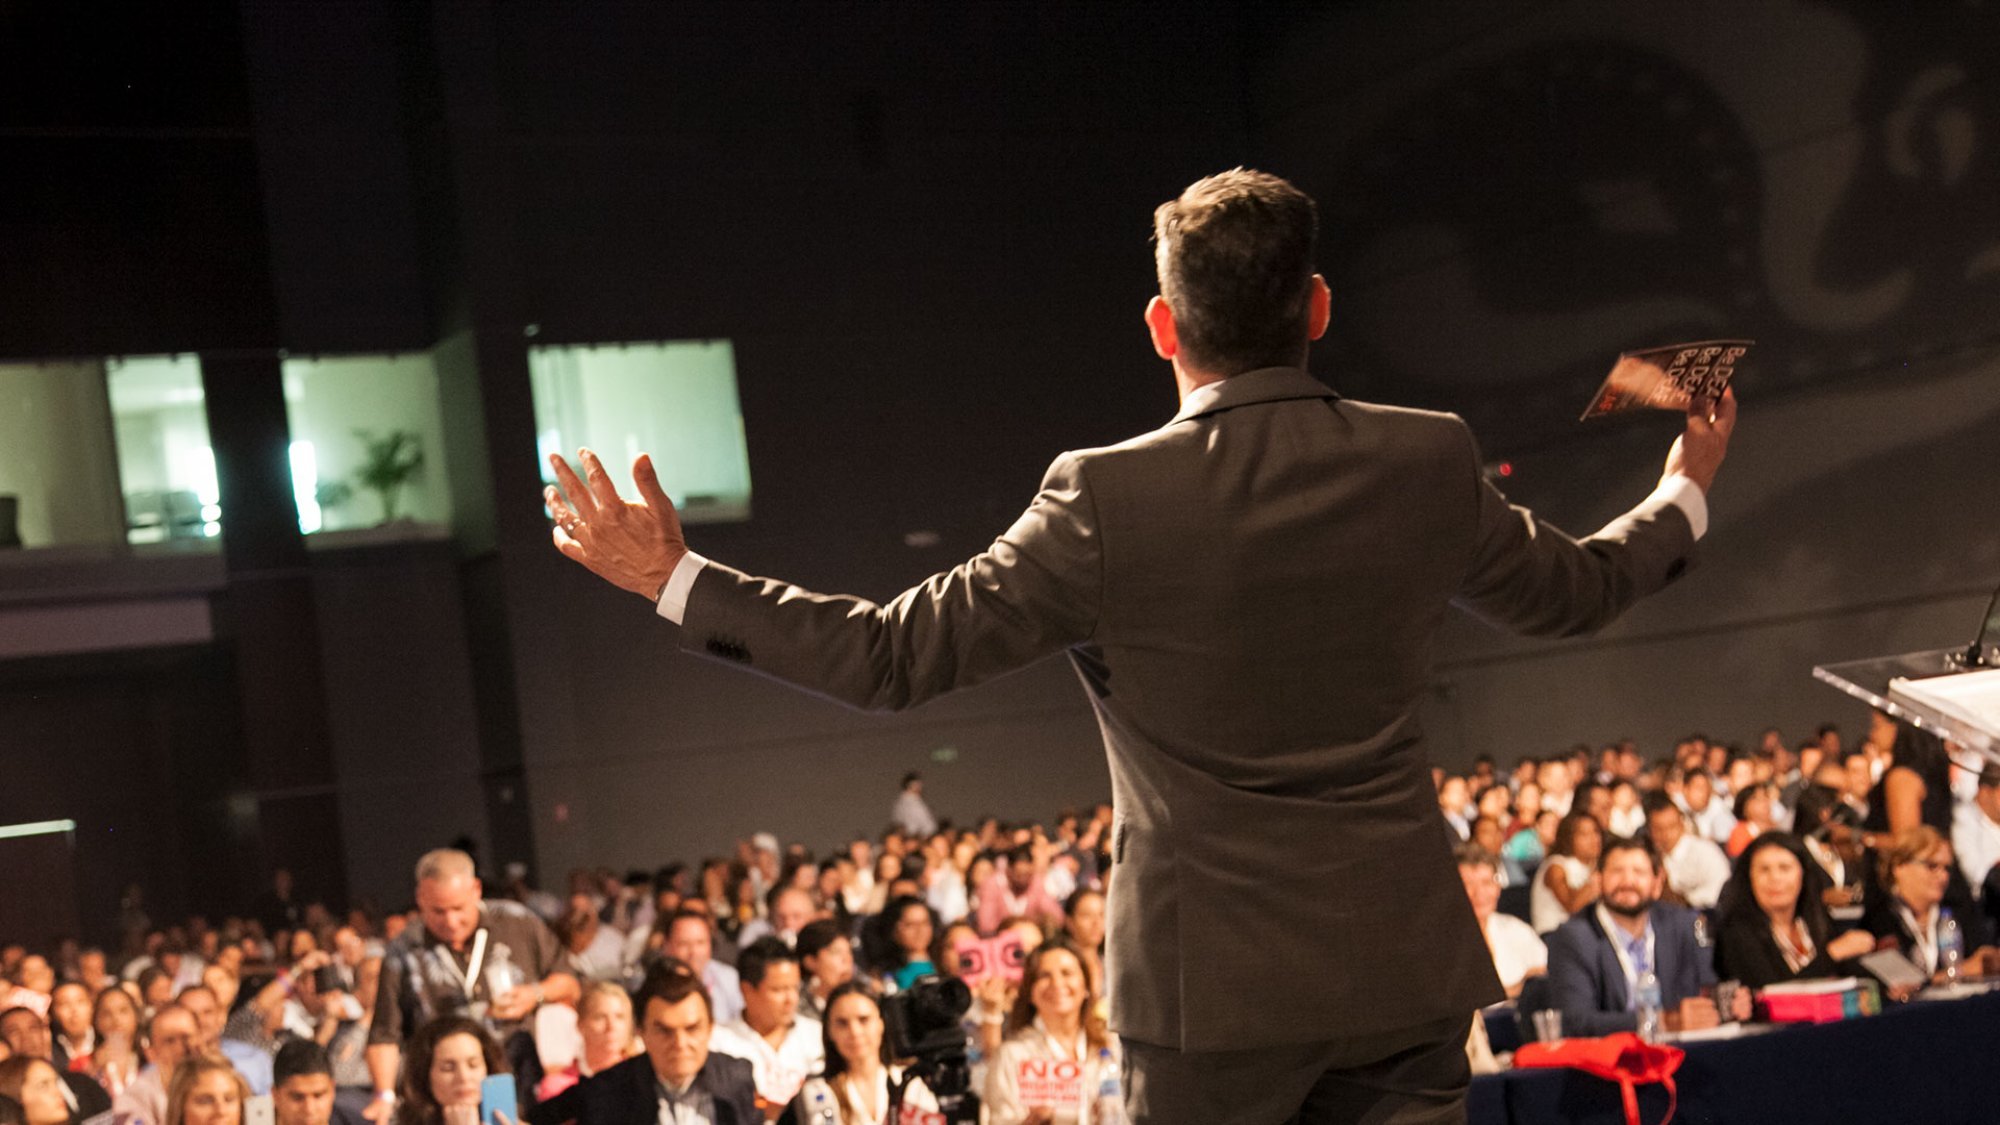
top-left (1580, 339), bottom-right (1753, 420)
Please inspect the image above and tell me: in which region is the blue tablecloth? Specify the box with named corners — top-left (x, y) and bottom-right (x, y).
top-left (1469, 991), bottom-right (2000, 1125)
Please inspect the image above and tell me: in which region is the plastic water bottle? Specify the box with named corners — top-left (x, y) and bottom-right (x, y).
top-left (1939, 909), bottom-right (1963, 982)
top-left (1635, 970), bottom-right (1663, 1043)
top-left (1095, 1046), bottom-right (1126, 1124)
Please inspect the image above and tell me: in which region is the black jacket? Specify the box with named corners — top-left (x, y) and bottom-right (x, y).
top-left (1712, 911), bottom-right (1841, 990)
top-left (527, 1052), bottom-right (759, 1125)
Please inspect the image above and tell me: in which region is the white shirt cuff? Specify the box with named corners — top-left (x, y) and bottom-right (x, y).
top-left (1645, 474), bottom-right (1709, 540)
top-left (654, 551), bottom-right (709, 625)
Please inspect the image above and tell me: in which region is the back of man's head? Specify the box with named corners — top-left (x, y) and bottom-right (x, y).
top-left (1152, 169), bottom-right (1318, 377)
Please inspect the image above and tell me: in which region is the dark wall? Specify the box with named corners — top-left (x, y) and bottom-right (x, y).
top-left (0, 649), bottom-right (244, 947)
top-left (1248, 0), bottom-right (2000, 764)
top-left (399, 2), bottom-right (1257, 874)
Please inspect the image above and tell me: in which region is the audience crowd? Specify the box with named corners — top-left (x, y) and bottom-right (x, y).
top-left (7, 720), bottom-right (2000, 1123)
top-left (1449, 714), bottom-right (2000, 1073)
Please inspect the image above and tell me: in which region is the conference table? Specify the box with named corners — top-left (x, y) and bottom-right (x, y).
top-left (1468, 988), bottom-right (2000, 1125)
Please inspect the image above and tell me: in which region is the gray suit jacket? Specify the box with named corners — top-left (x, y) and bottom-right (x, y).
top-left (680, 367), bottom-right (1695, 1050)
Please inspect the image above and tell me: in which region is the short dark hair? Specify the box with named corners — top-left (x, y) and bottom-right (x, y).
top-left (272, 1040), bottom-right (331, 1086)
top-left (1600, 835), bottom-right (1660, 873)
top-left (901, 772), bottom-right (921, 789)
top-left (1152, 169), bottom-right (1318, 376)
top-left (795, 919), bottom-right (847, 964)
top-left (735, 936), bottom-right (798, 988)
top-left (636, 961), bottom-right (711, 1020)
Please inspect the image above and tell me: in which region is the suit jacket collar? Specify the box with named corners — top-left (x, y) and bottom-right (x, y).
top-left (1169, 367), bottom-right (1339, 425)
top-left (1584, 904), bottom-right (1682, 1004)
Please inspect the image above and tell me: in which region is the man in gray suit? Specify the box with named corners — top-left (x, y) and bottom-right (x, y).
top-left (546, 169), bottom-right (1736, 1123)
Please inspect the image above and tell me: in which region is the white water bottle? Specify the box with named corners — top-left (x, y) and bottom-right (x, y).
top-left (1095, 1046), bottom-right (1126, 1124)
top-left (1635, 970), bottom-right (1663, 1043)
top-left (1939, 909), bottom-right (1963, 982)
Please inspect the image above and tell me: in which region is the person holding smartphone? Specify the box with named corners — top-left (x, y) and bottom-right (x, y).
top-left (392, 1019), bottom-right (509, 1125)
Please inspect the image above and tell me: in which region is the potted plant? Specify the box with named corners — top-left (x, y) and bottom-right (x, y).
top-left (351, 428), bottom-right (424, 524)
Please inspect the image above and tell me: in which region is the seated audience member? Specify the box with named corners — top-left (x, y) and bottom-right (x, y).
top-left (1606, 782), bottom-right (1645, 839)
top-left (393, 1018), bottom-right (506, 1125)
top-left (781, 983), bottom-right (936, 1125)
top-left (1725, 785), bottom-right (1779, 858)
top-left (1793, 786), bottom-right (1869, 923)
top-left (985, 939), bottom-right (1119, 1125)
top-left (1644, 794), bottom-right (1731, 911)
top-left (0, 1008), bottom-right (110, 1122)
top-left (1713, 834), bottom-right (1875, 990)
top-left (166, 1052), bottom-right (247, 1125)
top-left (1505, 809), bottom-right (1555, 871)
top-left (89, 989), bottom-right (142, 1097)
top-left (1438, 776), bottom-right (1473, 841)
top-left (1468, 818), bottom-right (1525, 888)
top-left (1952, 766), bottom-right (2000, 898)
top-left (114, 1006), bottom-right (201, 1125)
top-left (270, 1041), bottom-right (350, 1125)
top-left (737, 888), bottom-right (818, 953)
top-left (925, 838), bottom-right (976, 928)
top-left (1543, 838), bottom-right (1748, 1037)
top-left (1678, 770), bottom-right (1736, 844)
top-left (708, 938), bottom-right (824, 1115)
top-left (663, 912), bottom-right (744, 1025)
top-left (1862, 826), bottom-right (2000, 982)
top-left (1061, 889), bottom-right (1108, 1006)
top-left (0, 1057), bottom-right (69, 1125)
top-left (974, 848), bottom-right (1063, 937)
top-left (794, 923), bottom-right (855, 1024)
top-left (528, 968), bottom-right (758, 1125)
top-left (1530, 813), bottom-right (1602, 934)
top-left (173, 988), bottom-right (268, 1097)
top-left (860, 899), bottom-right (940, 994)
top-left (533, 982), bottom-right (638, 1102)
top-left (47, 986), bottom-right (94, 1073)
top-left (2, 962), bottom-right (53, 1022)
top-left (1456, 845), bottom-right (1545, 998)
top-left (554, 896), bottom-right (625, 985)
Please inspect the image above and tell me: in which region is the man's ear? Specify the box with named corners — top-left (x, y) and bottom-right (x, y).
top-left (1307, 275), bottom-right (1332, 341)
top-left (1144, 296), bottom-right (1178, 360)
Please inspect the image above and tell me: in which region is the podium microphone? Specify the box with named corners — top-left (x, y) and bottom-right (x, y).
top-left (1962, 574), bottom-right (2000, 669)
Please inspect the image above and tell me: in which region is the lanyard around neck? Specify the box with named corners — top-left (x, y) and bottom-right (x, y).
top-left (434, 927), bottom-right (489, 1001)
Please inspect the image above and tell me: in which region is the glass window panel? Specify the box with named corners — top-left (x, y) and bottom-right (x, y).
top-left (280, 353), bottom-right (453, 534)
top-left (106, 355), bottom-right (221, 546)
top-left (529, 340), bottom-right (752, 523)
top-left (0, 360), bottom-right (127, 550)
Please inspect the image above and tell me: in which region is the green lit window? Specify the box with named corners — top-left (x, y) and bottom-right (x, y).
top-left (530, 340), bottom-right (751, 523)
top-left (280, 353), bottom-right (451, 535)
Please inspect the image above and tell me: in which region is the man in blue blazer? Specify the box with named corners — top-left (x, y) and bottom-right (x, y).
top-left (1542, 837), bottom-right (1748, 1036)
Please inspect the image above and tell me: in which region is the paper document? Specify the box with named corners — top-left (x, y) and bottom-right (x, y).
top-left (1888, 667), bottom-right (2000, 743)
top-left (1581, 339), bottom-right (1752, 420)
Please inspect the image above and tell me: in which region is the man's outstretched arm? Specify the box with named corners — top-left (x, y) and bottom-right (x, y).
top-left (546, 448), bottom-right (1103, 711)
top-left (1455, 390), bottom-right (1736, 637)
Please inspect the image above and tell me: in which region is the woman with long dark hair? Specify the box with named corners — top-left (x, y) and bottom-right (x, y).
top-left (1713, 833), bottom-right (1874, 989)
top-left (781, 982), bottom-right (936, 1124)
top-left (395, 1017), bottom-right (510, 1125)
top-left (859, 897), bottom-right (940, 993)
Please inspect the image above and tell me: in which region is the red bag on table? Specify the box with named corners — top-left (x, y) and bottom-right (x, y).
top-left (1513, 1032), bottom-right (1685, 1125)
